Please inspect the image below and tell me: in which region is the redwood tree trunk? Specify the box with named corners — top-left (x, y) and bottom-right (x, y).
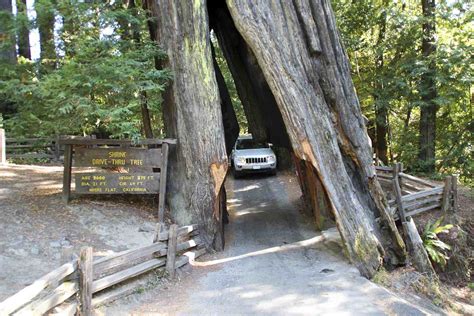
top-left (36, 0), bottom-right (56, 69)
top-left (150, 0), bottom-right (406, 277)
top-left (0, 0), bottom-right (16, 63)
top-left (17, 0), bottom-right (31, 60)
top-left (147, 0), bottom-right (228, 249)
top-left (419, 0), bottom-right (437, 172)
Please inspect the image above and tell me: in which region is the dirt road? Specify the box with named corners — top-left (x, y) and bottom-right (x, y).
top-left (103, 173), bottom-right (442, 315)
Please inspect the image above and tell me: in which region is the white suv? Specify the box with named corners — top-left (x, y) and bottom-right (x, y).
top-left (231, 135), bottom-right (277, 178)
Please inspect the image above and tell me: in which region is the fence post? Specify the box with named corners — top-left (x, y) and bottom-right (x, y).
top-left (166, 224), bottom-right (178, 278)
top-left (0, 128), bottom-right (5, 165)
top-left (54, 136), bottom-right (60, 162)
top-left (62, 144), bottom-right (73, 203)
top-left (451, 175), bottom-right (458, 212)
top-left (78, 247), bottom-right (93, 316)
top-left (392, 175), bottom-right (406, 223)
top-left (392, 162), bottom-right (402, 189)
top-left (441, 176), bottom-right (452, 213)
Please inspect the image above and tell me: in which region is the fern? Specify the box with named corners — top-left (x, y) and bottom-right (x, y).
top-left (422, 217), bottom-right (453, 268)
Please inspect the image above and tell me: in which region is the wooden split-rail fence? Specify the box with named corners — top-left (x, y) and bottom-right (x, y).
top-left (376, 163), bottom-right (458, 275)
top-left (0, 130), bottom-right (98, 163)
top-left (0, 224), bottom-right (205, 316)
top-left (376, 163), bottom-right (458, 220)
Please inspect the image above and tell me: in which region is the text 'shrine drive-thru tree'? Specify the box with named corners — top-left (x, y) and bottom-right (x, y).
top-left (147, 0), bottom-right (407, 277)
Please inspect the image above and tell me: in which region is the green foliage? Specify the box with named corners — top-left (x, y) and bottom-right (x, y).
top-left (332, 0), bottom-right (473, 186)
top-left (1, 0), bottom-right (170, 139)
top-left (422, 217), bottom-right (454, 268)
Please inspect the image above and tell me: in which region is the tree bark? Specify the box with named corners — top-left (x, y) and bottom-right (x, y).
top-left (149, 0), bottom-right (407, 277)
top-left (209, 4), bottom-right (291, 150)
top-left (418, 0), bottom-right (437, 172)
top-left (0, 0), bottom-right (16, 63)
top-left (36, 0), bottom-right (56, 69)
top-left (0, 0), bottom-right (16, 116)
top-left (225, 0), bottom-right (406, 277)
top-left (16, 0), bottom-right (31, 59)
top-left (147, 0), bottom-right (228, 249)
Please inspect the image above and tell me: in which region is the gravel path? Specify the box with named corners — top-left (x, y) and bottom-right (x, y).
top-left (102, 173), bottom-right (443, 315)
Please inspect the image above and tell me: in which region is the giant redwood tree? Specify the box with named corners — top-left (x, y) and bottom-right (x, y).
top-left (147, 0), bottom-right (407, 278)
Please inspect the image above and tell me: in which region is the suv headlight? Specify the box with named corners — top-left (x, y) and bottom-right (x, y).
top-left (236, 157), bottom-right (246, 164)
top-left (267, 155), bottom-right (276, 162)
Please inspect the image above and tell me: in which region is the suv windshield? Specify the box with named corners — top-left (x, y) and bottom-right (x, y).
top-left (236, 139), bottom-right (269, 150)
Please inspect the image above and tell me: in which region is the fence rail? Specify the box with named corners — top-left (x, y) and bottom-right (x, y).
top-left (0, 224), bottom-right (204, 316)
top-left (375, 164), bottom-right (457, 219)
top-left (4, 137), bottom-right (61, 161)
top-left (0, 132), bottom-right (102, 163)
top-left (376, 163), bottom-right (457, 275)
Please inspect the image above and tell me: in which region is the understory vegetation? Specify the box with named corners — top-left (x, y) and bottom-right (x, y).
top-left (0, 0), bottom-right (170, 139)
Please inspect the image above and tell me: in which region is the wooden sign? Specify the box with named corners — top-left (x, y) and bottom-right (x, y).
top-left (59, 138), bottom-right (175, 222)
top-left (74, 147), bottom-right (161, 168)
top-left (75, 173), bottom-right (160, 194)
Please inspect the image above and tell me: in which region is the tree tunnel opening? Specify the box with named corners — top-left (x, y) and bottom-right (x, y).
top-left (207, 0), bottom-right (335, 235)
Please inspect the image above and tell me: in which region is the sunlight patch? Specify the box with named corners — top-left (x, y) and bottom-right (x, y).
top-left (234, 184), bottom-right (261, 193)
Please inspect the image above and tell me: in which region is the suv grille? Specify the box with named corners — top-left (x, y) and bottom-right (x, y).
top-left (246, 157), bottom-right (267, 164)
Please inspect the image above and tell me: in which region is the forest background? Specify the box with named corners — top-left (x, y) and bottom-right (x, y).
top-left (0, 0), bottom-right (472, 185)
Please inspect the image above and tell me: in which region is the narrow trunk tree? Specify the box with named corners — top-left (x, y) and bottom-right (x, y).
top-left (419, 0), bottom-right (438, 172)
top-left (16, 0), bottom-right (31, 59)
top-left (0, 0), bottom-right (16, 116)
top-left (149, 0), bottom-right (406, 277)
top-left (57, 1), bottom-right (78, 58)
top-left (36, 0), bottom-right (56, 69)
top-left (127, 0), bottom-right (154, 138)
top-left (374, 5), bottom-right (389, 165)
top-left (0, 0), bottom-right (16, 63)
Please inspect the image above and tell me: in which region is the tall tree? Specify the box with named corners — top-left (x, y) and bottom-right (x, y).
top-left (0, 0), bottom-right (16, 63)
top-left (128, 0), bottom-right (154, 138)
top-left (373, 3), bottom-right (389, 165)
top-left (148, 0), bottom-right (406, 277)
top-left (418, 0), bottom-right (438, 172)
top-left (36, 0), bottom-right (56, 68)
top-left (0, 0), bottom-right (17, 117)
top-left (16, 0), bottom-right (31, 59)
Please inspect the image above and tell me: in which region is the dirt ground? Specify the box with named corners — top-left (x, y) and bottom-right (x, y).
top-left (1, 164), bottom-right (471, 315)
top-left (0, 164), bottom-right (158, 301)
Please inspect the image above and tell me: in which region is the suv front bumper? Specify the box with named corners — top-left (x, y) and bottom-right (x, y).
top-left (234, 162), bottom-right (276, 172)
